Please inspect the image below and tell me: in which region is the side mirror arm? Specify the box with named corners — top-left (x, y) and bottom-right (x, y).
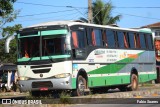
top-left (5, 35), bottom-right (15, 53)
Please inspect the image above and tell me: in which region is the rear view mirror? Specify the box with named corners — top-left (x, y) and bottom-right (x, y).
top-left (5, 35), bottom-right (15, 53)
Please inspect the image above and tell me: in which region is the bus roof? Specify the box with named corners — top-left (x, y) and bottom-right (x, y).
top-left (23, 20), bottom-right (152, 33)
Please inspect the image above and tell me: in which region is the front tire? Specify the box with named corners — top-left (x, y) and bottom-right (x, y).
top-left (72, 75), bottom-right (87, 96)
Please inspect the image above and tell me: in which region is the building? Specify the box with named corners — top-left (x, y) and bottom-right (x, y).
top-left (0, 63), bottom-right (17, 77)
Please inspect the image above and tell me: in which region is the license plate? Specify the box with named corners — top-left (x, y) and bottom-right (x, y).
top-left (39, 87), bottom-right (48, 91)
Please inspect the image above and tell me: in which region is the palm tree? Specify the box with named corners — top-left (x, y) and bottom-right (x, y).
top-left (92, 0), bottom-right (121, 25)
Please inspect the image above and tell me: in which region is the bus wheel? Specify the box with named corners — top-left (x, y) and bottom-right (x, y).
top-left (73, 75), bottom-right (86, 96)
top-left (129, 74), bottom-right (138, 91)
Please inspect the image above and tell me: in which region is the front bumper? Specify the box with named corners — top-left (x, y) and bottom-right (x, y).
top-left (18, 76), bottom-right (72, 92)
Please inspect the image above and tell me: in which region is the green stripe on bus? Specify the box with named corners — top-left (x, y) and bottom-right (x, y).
top-left (18, 32), bottom-right (40, 38)
top-left (72, 78), bottom-right (76, 89)
top-left (87, 74), bottom-right (156, 87)
top-left (17, 55), bottom-right (71, 62)
top-left (139, 29), bottom-right (152, 33)
top-left (18, 57), bottom-right (40, 62)
top-left (88, 52), bottom-right (143, 74)
top-left (41, 29), bottom-right (68, 36)
top-left (139, 73), bottom-right (157, 83)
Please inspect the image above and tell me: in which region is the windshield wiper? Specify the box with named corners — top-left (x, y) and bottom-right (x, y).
top-left (26, 51), bottom-right (39, 65)
top-left (44, 48), bottom-right (55, 63)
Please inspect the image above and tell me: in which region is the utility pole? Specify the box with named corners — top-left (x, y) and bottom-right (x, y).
top-left (88, 0), bottom-right (93, 23)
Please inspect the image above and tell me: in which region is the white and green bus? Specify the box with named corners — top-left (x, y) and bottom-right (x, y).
top-left (6, 20), bottom-right (157, 96)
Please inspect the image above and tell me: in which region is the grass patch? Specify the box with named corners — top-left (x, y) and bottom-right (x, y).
top-left (59, 91), bottom-right (71, 104)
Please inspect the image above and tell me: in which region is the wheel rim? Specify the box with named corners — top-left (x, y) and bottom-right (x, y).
top-left (78, 79), bottom-right (85, 95)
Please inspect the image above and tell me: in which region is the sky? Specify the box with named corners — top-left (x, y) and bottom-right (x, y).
top-left (7, 0), bottom-right (160, 28)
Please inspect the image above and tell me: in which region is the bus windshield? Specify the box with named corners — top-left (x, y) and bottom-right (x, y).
top-left (18, 34), bottom-right (69, 59)
top-left (42, 35), bottom-right (66, 56)
top-left (18, 36), bottom-right (40, 58)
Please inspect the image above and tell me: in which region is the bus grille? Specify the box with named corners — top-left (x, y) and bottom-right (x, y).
top-left (32, 69), bottom-right (50, 74)
top-left (32, 81), bottom-right (53, 88)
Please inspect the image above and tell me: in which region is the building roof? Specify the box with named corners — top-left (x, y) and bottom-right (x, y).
top-left (0, 63), bottom-right (17, 71)
top-left (141, 22), bottom-right (160, 28)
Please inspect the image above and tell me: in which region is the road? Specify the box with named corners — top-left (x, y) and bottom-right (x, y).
top-left (70, 104), bottom-right (160, 107)
top-left (0, 84), bottom-right (160, 106)
top-left (69, 94), bottom-right (160, 107)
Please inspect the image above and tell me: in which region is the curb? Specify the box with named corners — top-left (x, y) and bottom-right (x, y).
top-left (0, 92), bottom-right (28, 98)
top-left (76, 87), bottom-right (160, 98)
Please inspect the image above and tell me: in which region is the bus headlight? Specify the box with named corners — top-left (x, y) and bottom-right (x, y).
top-left (19, 76), bottom-right (29, 80)
top-left (54, 73), bottom-right (70, 78)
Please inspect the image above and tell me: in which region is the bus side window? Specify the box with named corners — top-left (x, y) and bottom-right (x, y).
top-left (128, 32), bottom-right (136, 49)
top-left (86, 28), bottom-right (92, 46)
top-left (135, 33), bottom-right (140, 48)
top-left (124, 32), bottom-right (129, 48)
top-left (71, 31), bottom-right (86, 48)
top-left (134, 33), bottom-right (137, 48)
top-left (117, 31), bottom-right (125, 48)
top-left (139, 33), bottom-right (147, 49)
top-left (92, 29), bottom-right (103, 46)
top-left (146, 34), bottom-right (153, 49)
top-left (91, 29), bottom-right (96, 46)
top-left (106, 29), bottom-right (115, 48)
top-left (72, 31), bottom-right (78, 48)
top-left (102, 30), bottom-right (108, 47)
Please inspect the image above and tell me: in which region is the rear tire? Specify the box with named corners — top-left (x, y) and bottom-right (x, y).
top-left (128, 74), bottom-right (138, 91)
top-left (72, 75), bottom-right (87, 96)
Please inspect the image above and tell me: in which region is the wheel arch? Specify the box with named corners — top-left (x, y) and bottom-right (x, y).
top-left (76, 68), bottom-right (88, 87)
top-left (130, 67), bottom-right (138, 77)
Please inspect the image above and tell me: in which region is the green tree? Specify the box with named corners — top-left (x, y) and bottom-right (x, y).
top-left (92, 0), bottom-right (121, 25)
top-left (0, 0), bottom-right (22, 35)
top-left (0, 39), bottom-right (17, 63)
top-left (0, 0), bottom-right (22, 63)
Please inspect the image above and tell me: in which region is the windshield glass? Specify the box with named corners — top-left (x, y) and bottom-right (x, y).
top-left (18, 36), bottom-right (40, 58)
top-left (42, 35), bottom-right (66, 56)
top-left (18, 34), bottom-right (69, 59)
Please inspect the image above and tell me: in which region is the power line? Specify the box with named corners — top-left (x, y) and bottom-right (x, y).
top-left (115, 6), bottom-right (160, 9)
top-left (66, 6), bottom-right (87, 19)
top-left (113, 11), bottom-right (160, 20)
top-left (17, 1), bottom-right (160, 9)
top-left (17, 1), bottom-right (69, 8)
top-left (16, 1), bottom-right (87, 9)
top-left (15, 12), bottom-right (79, 22)
top-left (15, 1), bottom-right (160, 21)
top-left (16, 9), bottom-right (160, 21)
top-left (17, 9), bottom-right (76, 17)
